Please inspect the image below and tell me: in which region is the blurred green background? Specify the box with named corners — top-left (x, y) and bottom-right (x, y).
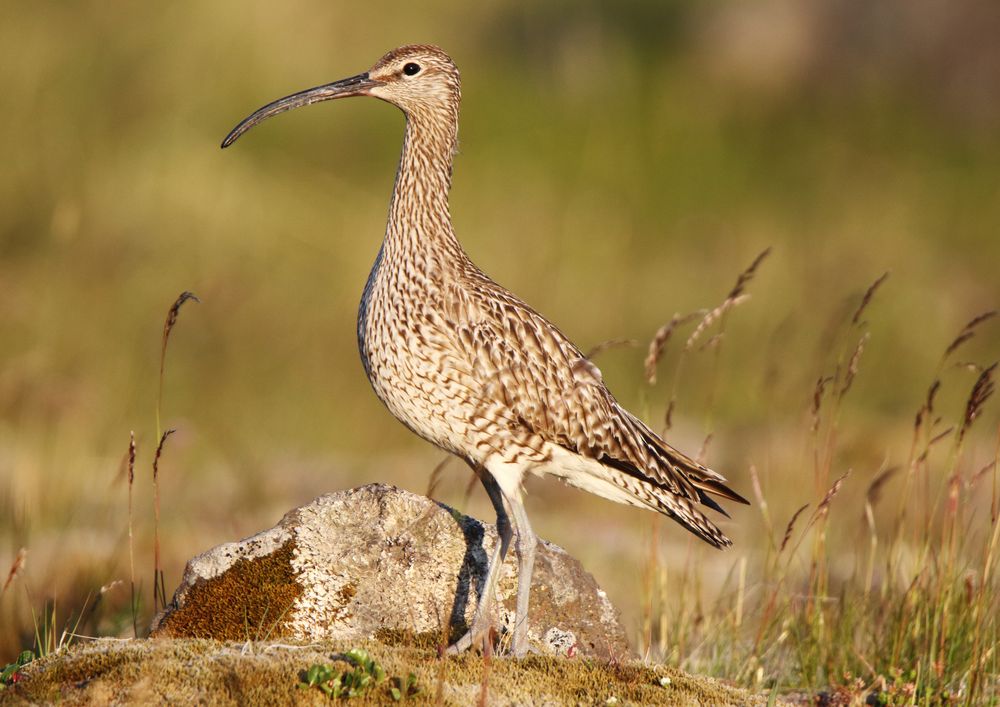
top-left (1, 0), bottom-right (999, 661)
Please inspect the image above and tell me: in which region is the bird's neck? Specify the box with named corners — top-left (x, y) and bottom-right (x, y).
top-left (383, 110), bottom-right (465, 268)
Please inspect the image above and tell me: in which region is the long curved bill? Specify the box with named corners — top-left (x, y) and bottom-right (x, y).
top-left (221, 72), bottom-right (381, 148)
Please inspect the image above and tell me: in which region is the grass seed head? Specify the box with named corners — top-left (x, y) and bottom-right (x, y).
top-left (685, 296), bottom-right (749, 352)
top-left (944, 310), bottom-right (997, 359)
top-left (780, 504), bottom-right (809, 553)
top-left (851, 272), bottom-right (890, 326)
top-left (153, 429), bottom-right (177, 481)
top-left (969, 460), bottom-right (996, 489)
top-left (163, 291), bottom-right (201, 344)
top-left (128, 431), bottom-right (136, 485)
top-left (960, 362), bottom-right (997, 440)
top-left (727, 247), bottom-right (772, 301)
top-left (2, 548), bottom-right (27, 595)
top-left (644, 313), bottom-right (697, 384)
top-left (585, 338), bottom-right (637, 361)
top-left (811, 375), bottom-right (833, 432)
top-left (841, 332), bottom-right (871, 397)
top-left (865, 466), bottom-right (899, 507)
top-left (663, 399), bottom-right (676, 431)
top-left (813, 471), bottom-right (850, 524)
top-left (917, 380), bottom-right (942, 429)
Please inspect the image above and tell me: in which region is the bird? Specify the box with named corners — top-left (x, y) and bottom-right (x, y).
top-left (222, 44), bottom-right (748, 658)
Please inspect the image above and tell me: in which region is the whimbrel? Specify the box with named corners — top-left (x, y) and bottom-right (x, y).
top-left (222, 45), bottom-right (748, 657)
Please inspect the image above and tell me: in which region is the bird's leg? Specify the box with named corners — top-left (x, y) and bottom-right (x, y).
top-left (505, 494), bottom-right (537, 658)
top-left (447, 469), bottom-right (512, 655)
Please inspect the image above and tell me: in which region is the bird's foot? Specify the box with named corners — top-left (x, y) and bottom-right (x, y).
top-left (446, 620), bottom-right (538, 658)
top-left (507, 615), bottom-right (532, 659)
top-left (447, 629), bottom-right (539, 659)
top-left (445, 614), bottom-right (496, 656)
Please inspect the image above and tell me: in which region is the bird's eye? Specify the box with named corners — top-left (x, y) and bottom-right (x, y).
top-left (403, 63), bottom-right (421, 76)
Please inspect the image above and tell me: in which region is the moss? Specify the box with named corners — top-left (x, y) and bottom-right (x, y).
top-left (6, 638), bottom-right (779, 706)
top-left (151, 540), bottom-right (302, 641)
top-left (373, 627), bottom-right (448, 651)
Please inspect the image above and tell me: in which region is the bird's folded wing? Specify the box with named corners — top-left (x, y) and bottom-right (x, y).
top-left (453, 285), bottom-right (747, 511)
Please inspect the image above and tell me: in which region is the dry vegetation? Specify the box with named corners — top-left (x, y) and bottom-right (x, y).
top-left (2, 0), bottom-right (1000, 704)
top-left (635, 265), bottom-right (999, 704)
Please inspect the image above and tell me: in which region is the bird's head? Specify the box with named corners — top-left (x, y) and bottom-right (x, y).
top-left (222, 44), bottom-right (460, 148)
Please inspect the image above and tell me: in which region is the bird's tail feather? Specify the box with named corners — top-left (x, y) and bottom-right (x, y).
top-left (649, 485), bottom-right (732, 549)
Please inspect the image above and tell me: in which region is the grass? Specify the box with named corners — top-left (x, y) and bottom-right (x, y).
top-left (1, 0), bottom-right (999, 704)
top-left (637, 268), bottom-right (999, 703)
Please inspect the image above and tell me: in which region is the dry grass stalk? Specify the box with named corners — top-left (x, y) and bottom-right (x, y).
top-left (930, 427), bottom-right (955, 447)
top-left (76, 580), bottom-right (126, 634)
top-left (127, 431), bottom-right (137, 638)
top-left (818, 472), bottom-right (849, 515)
top-left (477, 629), bottom-right (493, 707)
top-left (2, 548), bottom-right (27, 595)
top-left (462, 465), bottom-right (480, 508)
top-left (152, 428), bottom-right (176, 612)
top-left (734, 556), bottom-right (748, 629)
top-left (851, 271), bottom-right (890, 326)
top-left (960, 362), bottom-right (997, 441)
top-left (684, 295), bottom-right (749, 352)
top-left (699, 333), bottom-right (725, 352)
top-left (585, 337), bottom-right (637, 361)
top-left (100, 580), bottom-right (123, 600)
top-left (863, 465), bottom-right (897, 575)
top-left (865, 466), bottom-right (899, 507)
top-left (916, 426), bottom-right (955, 463)
top-left (663, 399), bottom-right (676, 432)
top-left (780, 504), bottom-right (809, 554)
top-left (916, 379), bottom-right (942, 430)
top-left (161, 291), bottom-right (200, 358)
top-left (748, 465), bottom-right (775, 545)
top-left (944, 310), bottom-right (997, 359)
top-left (644, 313), bottom-right (697, 384)
top-left (841, 333), bottom-right (870, 397)
top-left (727, 247), bottom-right (772, 301)
top-left (969, 461), bottom-right (996, 489)
top-left (158, 291), bottom-right (200, 437)
top-left (432, 608), bottom-right (449, 699)
top-left (992, 422), bottom-right (1000, 525)
top-left (696, 433), bottom-right (713, 466)
top-left (424, 455), bottom-right (451, 499)
top-left (808, 471), bottom-right (850, 529)
top-left (811, 376), bottom-right (833, 432)
top-left (926, 379), bottom-right (941, 413)
top-left (748, 464), bottom-right (765, 509)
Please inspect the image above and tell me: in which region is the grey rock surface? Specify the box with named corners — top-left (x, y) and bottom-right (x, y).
top-left (151, 483), bottom-right (630, 659)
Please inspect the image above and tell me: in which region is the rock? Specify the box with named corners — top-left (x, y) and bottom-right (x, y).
top-left (151, 483), bottom-right (630, 659)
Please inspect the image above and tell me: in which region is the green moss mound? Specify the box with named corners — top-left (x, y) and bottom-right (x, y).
top-left (3, 638), bottom-right (774, 705)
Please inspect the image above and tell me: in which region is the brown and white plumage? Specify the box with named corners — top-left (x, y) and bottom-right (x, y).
top-left (223, 44), bottom-right (747, 657)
